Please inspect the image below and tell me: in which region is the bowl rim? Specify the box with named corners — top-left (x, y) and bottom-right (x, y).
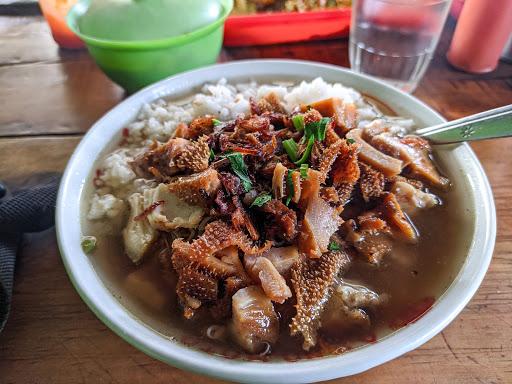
top-left (66, 0), bottom-right (233, 50)
top-left (56, 59), bottom-right (496, 384)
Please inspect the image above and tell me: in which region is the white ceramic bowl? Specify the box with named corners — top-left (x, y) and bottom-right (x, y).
top-left (56, 60), bottom-right (496, 384)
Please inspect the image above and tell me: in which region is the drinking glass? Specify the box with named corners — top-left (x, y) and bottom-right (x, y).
top-left (349, 0), bottom-right (452, 93)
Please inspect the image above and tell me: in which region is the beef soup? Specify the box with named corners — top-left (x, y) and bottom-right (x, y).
top-left (81, 78), bottom-right (472, 360)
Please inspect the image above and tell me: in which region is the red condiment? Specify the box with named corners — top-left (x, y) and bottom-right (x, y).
top-left (390, 296), bottom-right (436, 330)
top-left (134, 200), bottom-right (165, 221)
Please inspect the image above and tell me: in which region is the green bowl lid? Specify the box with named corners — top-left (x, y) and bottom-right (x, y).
top-left (76, 0), bottom-right (224, 42)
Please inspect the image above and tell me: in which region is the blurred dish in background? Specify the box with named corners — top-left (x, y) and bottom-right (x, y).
top-left (233, 0), bottom-right (351, 14)
top-left (38, 0), bottom-right (84, 49)
top-left (224, 1), bottom-right (351, 46)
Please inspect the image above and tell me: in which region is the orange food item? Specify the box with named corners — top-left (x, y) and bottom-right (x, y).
top-left (39, 0), bottom-right (84, 49)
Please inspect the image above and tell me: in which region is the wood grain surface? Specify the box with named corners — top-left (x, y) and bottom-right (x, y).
top-left (0, 14), bottom-right (511, 384)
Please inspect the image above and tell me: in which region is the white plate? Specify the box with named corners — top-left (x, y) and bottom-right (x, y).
top-left (56, 60), bottom-right (496, 384)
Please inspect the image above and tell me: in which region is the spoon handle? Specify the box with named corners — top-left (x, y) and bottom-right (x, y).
top-left (416, 104), bottom-right (512, 144)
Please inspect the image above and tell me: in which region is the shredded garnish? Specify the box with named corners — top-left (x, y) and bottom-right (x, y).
top-left (209, 148), bottom-right (215, 162)
top-left (251, 192), bottom-right (272, 207)
top-left (222, 152), bottom-right (252, 192)
top-left (328, 241), bottom-right (341, 251)
top-left (292, 114), bottom-right (305, 132)
top-left (305, 117), bottom-right (330, 141)
top-left (294, 135), bottom-right (315, 165)
top-left (285, 170), bottom-right (295, 206)
top-left (283, 138), bottom-right (299, 162)
top-left (346, 138), bottom-right (355, 145)
top-left (300, 164), bottom-right (309, 179)
top-left (212, 118), bottom-right (222, 126)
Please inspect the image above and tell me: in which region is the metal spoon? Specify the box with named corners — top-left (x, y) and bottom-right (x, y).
top-left (415, 104), bottom-right (512, 144)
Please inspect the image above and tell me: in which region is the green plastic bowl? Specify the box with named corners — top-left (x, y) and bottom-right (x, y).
top-left (67, 0), bottom-right (233, 93)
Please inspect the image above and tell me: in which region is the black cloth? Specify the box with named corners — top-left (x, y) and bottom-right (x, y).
top-left (0, 175), bottom-right (60, 331)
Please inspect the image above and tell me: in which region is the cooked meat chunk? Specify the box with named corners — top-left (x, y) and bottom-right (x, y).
top-left (318, 138), bottom-right (360, 187)
top-left (272, 162), bottom-right (287, 200)
top-left (171, 221), bottom-right (270, 317)
top-left (298, 169), bottom-right (343, 258)
top-left (244, 245), bottom-right (300, 278)
top-left (122, 193), bottom-right (158, 264)
top-left (366, 130), bottom-right (449, 189)
top-left (167, 168), bottom-right (221, 207)
top-left (376, 193), bottom-right (418, 242)
top-left (251, 257), bottom-right (292, 304)
top-left (307, 97), bottom-right (358, 134)
top-left (232, 195), bottom-right (260, 241)
top-left (359, 162), bottom-right (385, 202)
top-left (260, 199), bottom-right (298, 242)
top-left (391, 181), bottom-right (439, 216)
top-left (143, 184), bottom-right (205, 231)
top-left (231, 286), bottom-right (279, 353)
top-left (290, 250), bottom-right (351, 350)
top-left (131, 136), bottom-right (210, 180)
top-left (257, 92), bottom-right (286, 114)
top-left (322, 282), bottom-right (383, 335)
top-left (344, 218), bottom-right (392, 265)
top-left (346, 129), bottom-right (403, 177)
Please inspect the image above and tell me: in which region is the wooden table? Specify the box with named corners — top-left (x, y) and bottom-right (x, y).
top-left (1, 14), bottom-right (511, 384)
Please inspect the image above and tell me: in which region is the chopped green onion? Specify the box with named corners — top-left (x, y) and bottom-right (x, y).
top-left (212, 118), bottom-right (222, 126)
top-left (346, 138), bottom-right (356, 144)
top-left (222, 152), bottom-right (252, 192)
top-left (251, 192), bottom-right (272, 208)
top-left (283, 138), bottom-right (299, 162)
top-left (328, 241), bottom-right (341, 251)
top-left (299, 164), bottom-right (309, 179)
top-left (81, 236), bottom-right (97, 254)
top-left (285, 170), bottom-right (295, 206)
top-left (316, 117), bottom-right (330, 141)
top-left (294, 135), bottom-right (315, 166)
top-left (304, 117), bottom-right (331, 142)
top-left (292, 114), bottom-right (305, 132)
top-left (209, 149), bottom-right (215, 162)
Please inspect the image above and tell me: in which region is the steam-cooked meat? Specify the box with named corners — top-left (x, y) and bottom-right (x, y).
top-left (290, 250), bottom-right (351, 350)
top-left (231, 286), bottom-right (280, 353)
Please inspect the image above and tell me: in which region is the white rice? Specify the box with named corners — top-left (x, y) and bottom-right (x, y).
top-left (88, 77), bottom-right (416, 222)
